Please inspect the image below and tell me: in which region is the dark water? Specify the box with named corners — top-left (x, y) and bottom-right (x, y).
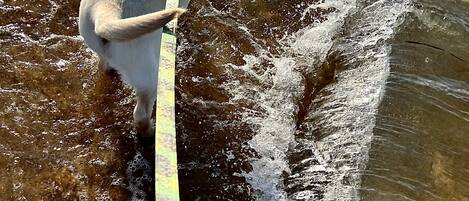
top-left (360, 1), bottom-right (469, 200)
top-left (175, 0), bottom-right (335, 200)
top-left (1, 0), bottom-right (468, 200)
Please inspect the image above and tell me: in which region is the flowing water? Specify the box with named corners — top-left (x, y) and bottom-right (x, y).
top-left (1, 0), bottom-right (468, 200)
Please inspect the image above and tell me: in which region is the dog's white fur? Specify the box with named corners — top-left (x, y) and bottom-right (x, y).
top-left (79, 0), bottom-right (186, 137)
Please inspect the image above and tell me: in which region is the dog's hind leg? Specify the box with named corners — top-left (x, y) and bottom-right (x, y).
top-left (133, 86), bottom-right (157, 139)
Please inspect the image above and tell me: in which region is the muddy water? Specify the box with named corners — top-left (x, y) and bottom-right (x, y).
top-left (177, 0), bottom-right (469, 200)
top-left (1, 0), bottom-right (468, 201)
top-left (0, 0), bottom-right (153, 200)
top-left (175, 0), bottom-right (338, 200)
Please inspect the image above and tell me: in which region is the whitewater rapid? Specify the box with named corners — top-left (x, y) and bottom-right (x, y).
top-left (227, 0), bottom-right (413, 200)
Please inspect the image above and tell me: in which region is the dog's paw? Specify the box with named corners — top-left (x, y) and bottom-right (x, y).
top-left (135, 120), bottom-right (154, 136)
top-left (137, 134), bottom-right (155, 148)
top-left (136, 125), bottom-right (155, 147)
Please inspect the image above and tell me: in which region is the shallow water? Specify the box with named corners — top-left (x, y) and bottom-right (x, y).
top-left (0, 0), bottom-right (153, 200)
top-left (1, 0), bottom-right (468, 200)
top-left (360, 1), bottom-right (469, 200)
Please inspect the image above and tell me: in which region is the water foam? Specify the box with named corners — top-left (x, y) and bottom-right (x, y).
top-left (126, 152), bottom-right (153, 201)
top-left (238, 56), bottom-right (302, 200)
top-left (297, 0), bottom-right (413, 200)
top-left (223, 1), bottom-right (357, 200)
top-left (225, 0), bottom-right (413, 200)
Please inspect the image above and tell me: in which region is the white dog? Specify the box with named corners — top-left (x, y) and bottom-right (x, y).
top-left (78, 0), bottom-right (186, 140)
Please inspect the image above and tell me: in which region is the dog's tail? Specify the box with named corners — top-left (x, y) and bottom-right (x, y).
top-left (92, 2), bottom-right (186, 41)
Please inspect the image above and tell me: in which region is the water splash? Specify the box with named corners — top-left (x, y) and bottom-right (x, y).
top-left (289, 0), bottom-right (413, 200)
top-left (225, 0), bottom-right (357, 200)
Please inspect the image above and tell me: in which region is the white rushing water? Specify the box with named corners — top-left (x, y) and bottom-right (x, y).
top-left (309, 1), bottom-right (413, 200)
top-left (223, 0), bottom-right (413, 200)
